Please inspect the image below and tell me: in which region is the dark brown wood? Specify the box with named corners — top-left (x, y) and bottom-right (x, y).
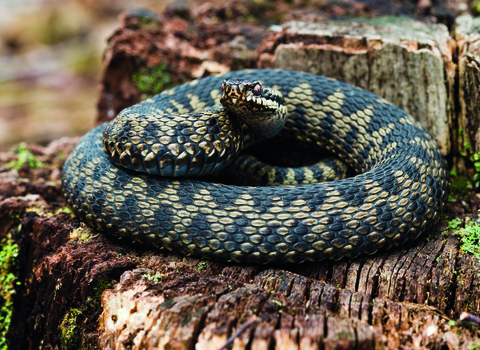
top-left (429, 235), bottom-right (459, 316)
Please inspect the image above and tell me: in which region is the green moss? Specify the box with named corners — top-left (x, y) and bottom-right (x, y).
top-left (448, 170), bottom-right (472, 201)
top-left (447, 218), bottom-right (462, 231)
top-left (459, 134), bottom-right (480, 188)
top-left (144, 273), bottom-right (163, 284)
top-left (452, 221), bottom-right (480, 261)
top-left (55, 207), bottom-right (73, 216)
top-left (454, 128), bottom-right (480, 188)
top-left (197, 261), bottom-right (207, 270)
top-left (85, 278), bottom-right (112, 309)
top-left (59, 308), bottom-right (82, 350)
top-left (5, 142), bottom-right (43, 170)
top-left (470, 339), bottom-right (480, 350)
top-left (59, 278), bottom-right (112, 350)
top-left (0, 236), bottom-right (20, 350)
top-left (68, 224), bottom-right (97, 243)
top-left (132, 64), bottom-right (172, 99)
top-left (472, 152), bottom-right (480, 188)
top-left (93, 278), bottom-right (112, 299)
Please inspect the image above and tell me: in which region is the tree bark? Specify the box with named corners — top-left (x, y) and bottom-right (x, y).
top-left (456, 15), bottom-right (480, 176)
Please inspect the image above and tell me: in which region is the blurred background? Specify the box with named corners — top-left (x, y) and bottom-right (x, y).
top-left (0, 0), bottom-right (189, 151)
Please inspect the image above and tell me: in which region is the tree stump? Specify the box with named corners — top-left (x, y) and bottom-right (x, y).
top-left (456, 15), bottom-right (480, 177)
top-left (2, 3), bottom-right (480, 350)
top-left (256, 17), bottom-right (456, 156)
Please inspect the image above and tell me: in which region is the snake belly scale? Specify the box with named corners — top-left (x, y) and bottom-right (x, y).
top-left (62, 69), bottom-right (449, 264)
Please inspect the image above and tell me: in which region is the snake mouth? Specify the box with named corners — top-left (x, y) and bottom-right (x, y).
top-left (220, 79), bottom-right (285, 117)
top-left (222, 96), bottom-right (281, 123)
top-left (226, 97), bottom-right (238, 104)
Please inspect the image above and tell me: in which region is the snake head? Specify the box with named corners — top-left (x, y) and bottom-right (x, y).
top-left (220, 79), bottom-right (287, 138)
top-left (220, 79), bottom-right (285, 116)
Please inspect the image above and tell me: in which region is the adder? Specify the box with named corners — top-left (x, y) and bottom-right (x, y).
top-left (62, 69), bottom-right (449, 264)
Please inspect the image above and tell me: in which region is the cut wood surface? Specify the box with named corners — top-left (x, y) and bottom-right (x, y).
top-left (2, 2), bottom-right (480, 349)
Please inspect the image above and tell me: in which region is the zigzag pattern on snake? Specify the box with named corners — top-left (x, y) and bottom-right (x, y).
top-left (62, 69), bottom-right (449, 264)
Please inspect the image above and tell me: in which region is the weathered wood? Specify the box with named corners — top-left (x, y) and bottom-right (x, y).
top-left (256, 17), bottom-right (456, 155)
top-left (429, 235), bottom-right (459, 316)
top-left (456, 15), bottom-right (480, 170)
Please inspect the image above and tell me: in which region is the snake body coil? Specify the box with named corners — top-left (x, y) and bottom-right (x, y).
top-left (62, 69), bottom-right (448, 264)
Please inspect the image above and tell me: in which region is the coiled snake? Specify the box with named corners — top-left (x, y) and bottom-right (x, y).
top-left (62, 69), bottom-right (448, 264)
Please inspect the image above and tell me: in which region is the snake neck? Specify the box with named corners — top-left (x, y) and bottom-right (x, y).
top-left (237, 104), bottom-right (288, 140)
top-left (220, 82), bottom-right (288, 140)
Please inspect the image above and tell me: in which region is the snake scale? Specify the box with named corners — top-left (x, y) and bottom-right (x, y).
top-left (62, 69), bottom-right (449, 264)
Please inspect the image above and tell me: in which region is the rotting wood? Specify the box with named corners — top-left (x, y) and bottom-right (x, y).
top-left (429, 235), bottom-right (459, 316)
top-left (3, 125), bottom-right (480, 349)
top-left (456, 15), bottom-right (480, 170)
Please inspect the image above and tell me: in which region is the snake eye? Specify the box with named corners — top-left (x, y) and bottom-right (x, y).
top-left (221, 82), bottom-right (225, 91)
top-left (253, 84), bottom-right (262, 96)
